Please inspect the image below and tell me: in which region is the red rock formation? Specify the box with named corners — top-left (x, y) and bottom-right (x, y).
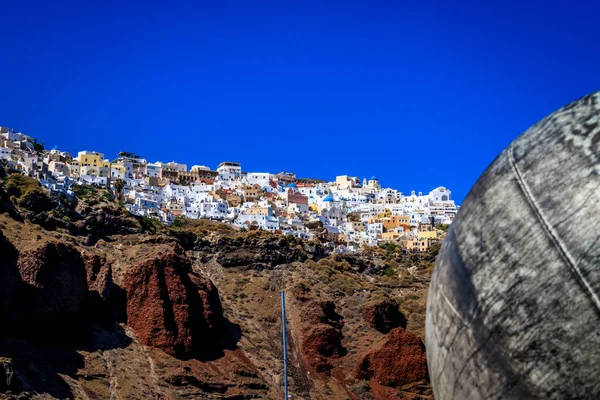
top-left (17, 241), bottom-right (89, 339)
top-left (84, 254), bottom-right (113, 300)
top-left (291, 281), bottom-right (312, 302)
top-left (355, 327), bottom-right (428, 387)
top-left (300, 300), bottom-right (346, 374)
top-left (362, 299), bottom-right (407, 333)
top-left (303, 325), bottom-right (345, 374)
top-left (190, 275), bottom-right (224, 331)
top-left (0, 230), bottom-right (20, 327)
top-left (304, 300), bottom-right (343, 328)
top-left (84, 253), bottom-right (127, 324)
top-left (18, 241), bottom-right (88, 315)
top-left (122, 246), bottom-right (225, 359)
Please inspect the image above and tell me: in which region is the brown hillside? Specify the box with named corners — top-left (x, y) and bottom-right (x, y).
top-left (0, 179), bottom-right (435, 400)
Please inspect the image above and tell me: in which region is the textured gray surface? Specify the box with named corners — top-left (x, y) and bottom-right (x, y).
top-left (426, 92), bottom-right (600, 399)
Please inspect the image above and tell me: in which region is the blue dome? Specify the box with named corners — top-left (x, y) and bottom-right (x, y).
top-left (370, 176), bottom-right (378, 181)
top-left (323, 195), bottom-right (334, 202)
top-left (286, 183), bottom-right (297, 188)
top-left (51, 145), bottom-right (60, 151)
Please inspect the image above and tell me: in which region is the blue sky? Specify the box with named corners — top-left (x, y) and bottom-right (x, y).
top-left (1, 0), bottom-right (598, 203)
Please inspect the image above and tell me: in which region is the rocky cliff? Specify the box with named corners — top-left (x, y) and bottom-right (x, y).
top-left (0, 176), bottom-right (436, 399)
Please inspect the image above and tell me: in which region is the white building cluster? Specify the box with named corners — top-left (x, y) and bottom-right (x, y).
top-left (0, 126), bottom-right (458, 252)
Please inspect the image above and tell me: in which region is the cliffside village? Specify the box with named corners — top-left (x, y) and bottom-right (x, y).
top-left (1, 126), bottom-right (458, 252)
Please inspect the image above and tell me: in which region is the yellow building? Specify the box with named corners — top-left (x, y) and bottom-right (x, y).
top-left (381, 231), bottom-right (403, 242)
top-left (393, 215), bottom-right (410, 225)
top-left (245, 206), bottom-right (270, 216)
top-left (403, 237), bottom-right (434, 252)
top-left (167, 199), bottom-right (183, 212)
top-left (375, 209), bottom-right (392, 218)
top-left (73, 151), bottom-right (111, 177)
top-left (335, 175), bottom-right (359, 188)
top-left (417, 231), bottom-right (438, 239)
top-left (242, 184), bottom-right (262, 201)
top-left (371, 215), bottom-right (411, 231)
top-left (417, 222), bottom-right (441, 239)
top-left (76, 151), bottom-right (105, 167)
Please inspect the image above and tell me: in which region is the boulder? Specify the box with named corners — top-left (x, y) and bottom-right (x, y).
top-left (302, 325), bottom-right (346, 374)
top-left (426, 91), bottom-right (600, 399)
top-left (17, 241), bottom-right (89, 339)
top-left (122, 247), bottom-right (225, 359)
top-left (362, 299), bottom-right (407, 333)
top-left (300, 300), bottom-right (346, 374)
top-left (304, 300), bottom-right (343, 330)
top-left (355, 327), bottom-right (428, 387)
top-left (0, 230), bottom-right (21, 327)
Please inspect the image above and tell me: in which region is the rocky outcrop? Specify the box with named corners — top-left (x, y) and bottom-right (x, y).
top-left (18, 188), bottom-right (54, 213)
top-left (303, 325), bottom-right (346, 374)
top-left (355, 327), bottom-right (428, 387)
top-left (84, 254), bottom-right (113, 301)
top-left (17, 241), bottom-right (89, 340)
top-left (0, 230), bottom-right (21, 328)
top-left (168, 229), bottom-right (198, 251)
top-left (202, 232), bottom-right (326, 269)
top-left (11, 185), bottom-right (142, 239)
top-left (362, 299), bottom-right (407, 333)
top-left (304, 300), bottom-right (343, 330)
top-left (0, 186), bottom-right (23, 221)
top-left (73, 204), bottom-right (141, 239)
top-left (122, 245), bottom-right (225, 359)
top-left (84, 254), bottom-right (127, 324)
top-left (300, 300), bottom-right (346, 375)
top-left (189, 275), bottom-right (224, 331)
top-left (332, 253), bottom-right (389, 275)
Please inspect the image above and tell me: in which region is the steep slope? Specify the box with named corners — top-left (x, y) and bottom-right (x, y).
top-left (0, 179), bottom-right (435, 400)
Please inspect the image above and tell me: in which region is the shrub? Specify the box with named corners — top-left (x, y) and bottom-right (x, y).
top-left (429, 242), bottom-right (442, 258)
top-left (18, 188), bottom-right (54, 213)
top-left (436, 223), bottom-right (450, 232)
top-left (137, 215), bottom-right (160, 234)
top-left (384, 242), bottom-right (400, 258)
top-left (171, 216), bottom-right (187, 228)
top-left (384, 266), bottom-right (396, 277)
top-left (4, 174), bottom-right (40, 198)
top-left (100, 191), bottom-right (113, 203)
top-left (72, 184), bottom-right (98, 199)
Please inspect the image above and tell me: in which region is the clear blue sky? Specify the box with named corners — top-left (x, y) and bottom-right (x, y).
top-left (1, 0), bottom-right (599, 203)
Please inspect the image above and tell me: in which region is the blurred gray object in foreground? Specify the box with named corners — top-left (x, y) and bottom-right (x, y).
top-left (426, 92), bottom-right (600, 399)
